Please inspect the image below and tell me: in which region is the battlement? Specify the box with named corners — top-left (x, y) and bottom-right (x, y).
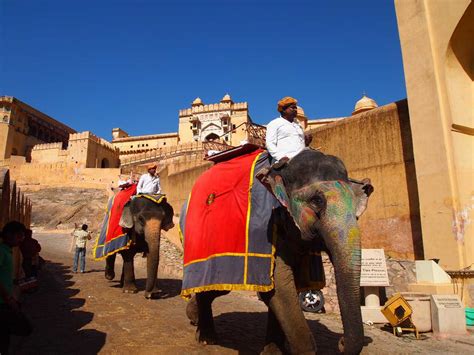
top-left (69, 131), bottom-right (118, 152)
top-left (0, 96), bottom-right (14, 103)
top-left (32, 142), bottom-right (64, 151)
top-left (179, 101), bottom-right (248, 117)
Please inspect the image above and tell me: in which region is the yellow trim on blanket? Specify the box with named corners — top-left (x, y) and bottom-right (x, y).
top-left (181, 282), bottom-right (274, 300)
top-left (138, 194), bottom-right (166, 205)
top-left (92, 192), bottom-right (133, 261)
top-left (92, 195), bottom-right (116, 260)
top-left (93, 239), bottom-right (133, 261)
top-left (244, 152), bottom-right (262, 284)
top-left (177, 192), bottom-right (191, 245)
top-left (184, 252), bottom-right (272, 267)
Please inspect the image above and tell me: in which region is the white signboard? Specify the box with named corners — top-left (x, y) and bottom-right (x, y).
top-left (431, 294), bottom-right (466, 334)
top-left (431, 295), bottom-right (463, 309)
top-left (360, 249), bottom-right (390, 286)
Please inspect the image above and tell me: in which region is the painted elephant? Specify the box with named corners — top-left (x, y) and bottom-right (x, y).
top-left (185, 148), bottom-right (373, 354)
top-left (104, 195), bottom-right (175, 299)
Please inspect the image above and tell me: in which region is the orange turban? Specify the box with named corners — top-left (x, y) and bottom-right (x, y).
top-left (277, 97), bottom-right (298, 112)
top-left (147, 163), bottom-right (157, 170)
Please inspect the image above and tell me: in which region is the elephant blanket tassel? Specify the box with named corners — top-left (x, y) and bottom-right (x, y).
top-left (93, 184), bottom-right (137, 260)
top-left (180, 149), bottom-right (281, 298)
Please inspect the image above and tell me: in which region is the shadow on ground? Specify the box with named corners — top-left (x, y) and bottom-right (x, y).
top-left (108, 277), bottom-right (182, 299)
top-left (10, 260), bottom-right (106, 354)
top-left (207, 311), bottom-right (365, 354)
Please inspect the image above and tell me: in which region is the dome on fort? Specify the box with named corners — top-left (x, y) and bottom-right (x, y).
top-left (352, 94), bottom-right (378, 115)
top-left (192, 97), bottom-right (204, 106)
top-left (221, 94), bottom-right (233, 103)
top-left (297, 106), bottom-right (306, 117)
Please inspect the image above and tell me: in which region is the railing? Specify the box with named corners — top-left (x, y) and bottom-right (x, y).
top-left (0, 168), bottom-right (32, 229)
top-left (120, 142), bottom-right (207, 167)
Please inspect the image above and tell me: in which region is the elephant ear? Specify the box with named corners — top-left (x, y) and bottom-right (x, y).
top-left (262, 172), bottom-right (291, 209)
top-left (349, 178), bottom-right (374, 218)
top-left (119, 201), bottom-right (134, 228)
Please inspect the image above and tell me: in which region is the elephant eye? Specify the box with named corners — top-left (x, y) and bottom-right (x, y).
top-left (309, 193), bottom-right (325, 208)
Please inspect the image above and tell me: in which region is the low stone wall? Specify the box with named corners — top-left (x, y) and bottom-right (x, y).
top-left (7, 162), bottom-right (121, 189)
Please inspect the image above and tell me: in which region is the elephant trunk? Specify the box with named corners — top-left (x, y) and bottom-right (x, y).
top-left (324, 223), bottom-right (364, 355)
top-left (144, 218), bottom-right (162, 294)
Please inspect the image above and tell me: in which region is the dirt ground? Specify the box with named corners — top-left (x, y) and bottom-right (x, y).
top-left (10, 232), bottom-right (474, 354)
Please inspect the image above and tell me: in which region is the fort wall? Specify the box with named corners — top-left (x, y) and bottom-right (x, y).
top-left (160, 162), bottom-right (212, 215)
top-left (310, 99), bottom-right (422, 260)
top-left (31, 142), bottom-right (67, 164)
top-left (7, 161), bottom-right (121, 189)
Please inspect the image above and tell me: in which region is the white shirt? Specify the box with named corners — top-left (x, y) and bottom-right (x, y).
top-left (137, 173), bottom-right (161, 194)
top-left (73, 230), bottom-right (90, 248)
top-left (265, 116), bottom-right (305, 161)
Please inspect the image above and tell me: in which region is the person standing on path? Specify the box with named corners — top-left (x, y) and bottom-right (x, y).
top-left (71, 224), bottom-right (91, 273)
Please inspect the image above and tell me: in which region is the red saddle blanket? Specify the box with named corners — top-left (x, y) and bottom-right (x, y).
top-left (181, 149), bottom-right (281, 297)
top-left (93, 184), bottom-right (137, 260)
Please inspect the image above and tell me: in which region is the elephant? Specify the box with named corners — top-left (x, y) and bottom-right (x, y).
top-left (104, 195), bottom-right (175, 299)
top-left (184, 148), bottom-right (373, 354)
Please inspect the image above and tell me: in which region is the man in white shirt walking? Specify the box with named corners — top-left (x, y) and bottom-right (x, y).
top-left (266, 96), bottom-right (310, 165)
top-left (137, 163), bottom-right (161, 194)
top-left (71, 224), bottom-right (91, 273)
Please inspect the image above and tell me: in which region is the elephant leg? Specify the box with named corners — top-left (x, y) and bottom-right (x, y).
top-left (259, 302), bottom-right (286, 354)
top-left (105, 253), bottom-right (116, 280)
top-left (186, 295), bottom-right (199, 326)
top-left (121, 250), bottom-right (138, 293)
top-left (195, 290), bottom-right (229, 345)
top-left (260, 255), bottom-right (316, 354)
top-left (143, 219), bottom-right (162, 299)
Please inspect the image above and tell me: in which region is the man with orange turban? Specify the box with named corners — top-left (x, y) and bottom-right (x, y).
top-left (266, 96), bottom-right (306, 163)
top-left (137, 162), bottom-right (161, 194)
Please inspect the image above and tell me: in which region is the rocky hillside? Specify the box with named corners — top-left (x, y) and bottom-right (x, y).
top-left (22, 187), bottom-right (110, 233)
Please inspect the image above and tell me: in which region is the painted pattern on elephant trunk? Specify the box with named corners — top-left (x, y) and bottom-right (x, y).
top-left (289, 180), bottom-right (364, 354)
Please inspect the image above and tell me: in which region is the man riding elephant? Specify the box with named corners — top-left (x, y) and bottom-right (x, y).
top-left (181, 98), bottom-right (373, 354)
top-left (94, 166), bottom-right (174, 299)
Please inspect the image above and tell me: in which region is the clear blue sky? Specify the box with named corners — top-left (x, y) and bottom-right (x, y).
top-left (1, 0), bottom-right (406, 140)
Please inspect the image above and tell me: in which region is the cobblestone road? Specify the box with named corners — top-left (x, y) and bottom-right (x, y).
top-left (11, 233), bottom-right (474, 354)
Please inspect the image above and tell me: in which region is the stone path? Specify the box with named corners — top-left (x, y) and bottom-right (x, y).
top-left (10, 233), bottom-right (474, 354)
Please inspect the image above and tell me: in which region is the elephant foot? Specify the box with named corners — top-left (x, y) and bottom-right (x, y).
top-left (105, 270), bottom-right (115, 281)
top-left (123, 285), bottom-right (139, 294)
top-left (144, 288), bottom-right (162, 299)
top-left (196, 327), bottom-right (217, 345)
top-left (186, 296), bottom-right (199, 326)
top-left (261, 343), bottom-right (284, 355)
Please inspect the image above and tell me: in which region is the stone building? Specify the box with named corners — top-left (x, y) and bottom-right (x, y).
top-left (178, 94), bottom-right (250, 145)
top-left (0, 96), bottom-right (76, 161)
top-left (111, 129), bottom-right (179, 157)
top-left (31, 131), bottom-right (120, 168)
top-left (112, 94), bottom-right (254, 159)
top-left (0, 96), bottom-right (119, 169)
